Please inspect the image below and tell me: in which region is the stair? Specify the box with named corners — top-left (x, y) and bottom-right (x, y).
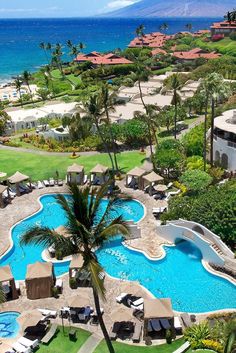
top-left (212, 243), bottom-right (224, 256)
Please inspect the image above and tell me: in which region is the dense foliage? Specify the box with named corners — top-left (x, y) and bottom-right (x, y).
top-left (161, 181), bottom-right (236, 246)
top-left (180, 169), bottom-right (213, 192)
top-left (155, 139), bottom-right (184, 177)
top-left (182, 123), bottom-right (205, 157)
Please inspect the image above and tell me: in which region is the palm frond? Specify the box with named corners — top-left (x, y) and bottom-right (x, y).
top-left (20, 226), bottom-right (69, 249)
top-left (88, 259), bottom-right (106, 300)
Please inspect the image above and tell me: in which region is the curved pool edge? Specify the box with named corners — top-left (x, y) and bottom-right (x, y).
top-left (0, 311), bottom-right (21, 339)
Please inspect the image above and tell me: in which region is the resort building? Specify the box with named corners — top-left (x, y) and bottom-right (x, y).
top-left (128, 32), bottom-right (172, 48)
top-left (40, 126), bottom-right (70, 141)
top-left (0, 84), bottom-right (37, 103)
top-left (75, 51), bottom-right (133, 66)
top-left (211, 21), bottom-right (236, 37)
top-left (173, 48), bottom-right (221, 62)
top-left (5, 102), bottom-right (77, 133)
top-left (213, 109), bottom-right (236, 171)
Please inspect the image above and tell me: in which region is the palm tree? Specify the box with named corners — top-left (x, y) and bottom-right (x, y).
top-left (135, 24), bottom-right (145, 47)
top-left (200, 73), bottom-right (230, 167)
top-left (185, 23), bottom-right (193, 33)
top-left (83, 94), bottom-right (115, 172)
top-left (52, 43), bottom-right (64, 76)
top-left (20, 184), bottom-right (130, 353)
top-left (39, 42), bottom-right (50, 65)
top-left (14, 76), bottom-right (23, 107)
top-left (166, 74), bottom-right (183, 139)
top-left (160, 23), bottom-right (169, 32)
top-left (100, 84), bottom-right (119, 173)
top-left (22, 71), bottom-right (33, 102)
top-left (79, 42), bottom-right (86, 53)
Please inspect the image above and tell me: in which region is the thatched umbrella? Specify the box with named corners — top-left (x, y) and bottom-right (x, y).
top-left (68, 294), bottom-right (91, 308)
top-left (111, 307), bottom-right (134, 322)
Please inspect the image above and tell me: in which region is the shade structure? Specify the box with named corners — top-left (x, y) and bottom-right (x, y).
top-left (68, 294), bottom-right (91, 308)
top-left (144, 298), bottom-right (174, 319)
top-left (111, 307), bottom-right (134, 322)
top-left (0, 265), bottom-right (18, 299)
top-left (8, 171), bottom-right (29, 184)
top-left (17, 311), bottom-right (42, 330)
top-left (126, 167), bottom-right (146, 189)
top-left (25, 262), bottom-right (54, 300)
top-left (69, 254), bottom-right (84, 279)
top-left (67, 164), bottom-right (85, 185)
top-left (0, 184), bottom-right (9, 208)
top-left (90, 164), bottom-right (108, 174)
top-left (142, 171), bottom-right (163, 184)
top-left (55, 225), bottom-right (71, 238)
top-left (143, 298), bottom-right (175, 339)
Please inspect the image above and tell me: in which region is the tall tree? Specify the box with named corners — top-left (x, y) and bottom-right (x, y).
top-left (20, 184), bottom-right (130, 353)
top-left (14, 77), bottom-right (23, 107)
top-left (0, 110), bottom-right (11, 136)
top-left (39, 42), bottom-right (50, 65)
top-left (22, 71), bottom-right (33, 102)
top-left (135, 24), bottom-right (145, 47)
top-left (185, 23), bottom-right (193, 32)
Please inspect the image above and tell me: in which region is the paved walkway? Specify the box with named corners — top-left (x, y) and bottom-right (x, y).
top-left (78, 333), bottom-right (102, 353)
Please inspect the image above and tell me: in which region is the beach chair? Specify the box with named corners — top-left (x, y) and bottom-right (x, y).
top-left (12, 342), bottom-right (31, 353)
top-left (181, 313), bottom-right (193, 328)
top-left (41, 324), bottom-right (58, 344)
top-left (49, 178), bottom-right (55, 186)
top-left (37, 181), bottom-right (44, 189)
top-left (78, 306), bottom-right (92, 322)
top-left (55, 278), bottom-right (63, 293)
top-left (174, 316), bottom-right (183, 333)
top-left (132, 322), bottom-right (142, 343)
top-left (38, 309), bottom-right (57, 318)
top-left (17, 337), bottom-right (38, 349)
top-left (116, 292), bottom-right (128, 303)
top-left (130, 297), bottom-right (144, 311)
top-left (57, 179), bottom-right (63, 186)
top-left (160, 319), bottom-right (171, 330)
top-left (43, 180), bottom-right (49, 187)
top-left (83, 175), bottom-right (88, 184)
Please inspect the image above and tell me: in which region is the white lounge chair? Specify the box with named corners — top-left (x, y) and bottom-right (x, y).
top-left (12, 342), bottom-right (31, 353)
top-left (49, 178), bottom-right (55, 186)
top-left (174, 316), bottom-right (182, 331)
top-left (38, 309), bottom-right (57, 318)
top-left (83, 175), bottom-right (88, 184)
top-left (37, 181), bottom-right (44, 189)
top-left (57, 179), bottom-right (63, 186)
top-left (116, 292), bottom-right (128, 303)
top-left (130, 297), bottom-right (144, 310)
top-left (55, 278), bottom-right (63, 292)
top-left (17, 337), bottom-right (38, 349)
top-left (43, 180), bottom-right (49, 187)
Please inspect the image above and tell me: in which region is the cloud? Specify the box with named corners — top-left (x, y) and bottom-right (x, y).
top-left (107, 0), bottom-right (139, 9)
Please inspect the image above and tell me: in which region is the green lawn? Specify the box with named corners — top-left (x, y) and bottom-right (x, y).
top-left (0, 150), bottom-right (145, 181)
top-left (37, 326), bottom-right (91, 353)
top-left (94, 338), bottom-right (185, 353)
top-left (196, 37), bottom-right (236, 56)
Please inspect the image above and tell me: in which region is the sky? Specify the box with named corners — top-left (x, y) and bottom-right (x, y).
top-left (0, 0), bottom-right (140, 18)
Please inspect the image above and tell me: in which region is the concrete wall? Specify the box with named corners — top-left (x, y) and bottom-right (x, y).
top-left (213, 135), bottom-right (236, 171)
top-left (157, 222), bottom-right (225, 266)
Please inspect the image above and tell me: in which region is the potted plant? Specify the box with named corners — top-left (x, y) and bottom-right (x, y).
top-left (166, 329), bottom-right (172, 344)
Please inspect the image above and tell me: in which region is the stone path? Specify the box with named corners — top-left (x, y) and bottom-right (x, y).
top-left (78, 333), bottom-right (102, 353)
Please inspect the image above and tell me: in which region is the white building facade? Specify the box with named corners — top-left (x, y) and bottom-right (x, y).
top-left (213, 109), bottom-right (236, 171)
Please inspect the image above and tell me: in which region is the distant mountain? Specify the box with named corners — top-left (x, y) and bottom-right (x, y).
top-left (104, 0), bottom-right (234, 17)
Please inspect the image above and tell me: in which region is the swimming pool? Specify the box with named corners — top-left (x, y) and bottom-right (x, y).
top-left (0, 194), bottom-right (145, 280)
top-left (0, 193), bottom-right (235, 313)
top-left (96, 237), bottom-right (236, 313)
top-left (0, 312), bottom-right (20, 338)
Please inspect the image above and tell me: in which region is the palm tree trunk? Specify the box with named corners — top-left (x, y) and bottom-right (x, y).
top-left (105, 109), bottom-right (119, 174)
top-left (95, 121), bottom-right (115, 172)
top-left (174, 92), bottom-right (177, 140)
top-left (210, 97), bottom-right (215, 167)
top-left (93, 288), bottom-right (115, 353)
top-left (137, 80), bottom-right (154, 165)
top-left (203, 96), bottom-right (208, 171)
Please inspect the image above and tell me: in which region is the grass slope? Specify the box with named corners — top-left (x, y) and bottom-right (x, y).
top-left (0, 150), bottom-right (145, 180)
top-left (94, 338), bottom-right (185, 353)
top-left (37, 326), bottom-right (91, 353)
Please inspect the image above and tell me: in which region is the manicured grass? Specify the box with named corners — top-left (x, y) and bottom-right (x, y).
top-left (196, 38), bottom-right (236, 56)
top-left (94, 337), bottom-right (185, 353)
top-left (0, 150), bottom-right (146, 181)
top-left (37, 326), bottom-right (91, 353)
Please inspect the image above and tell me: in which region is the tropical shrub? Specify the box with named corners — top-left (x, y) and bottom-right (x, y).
top-left (182, 123), bottom-right (205, 157)
top-left (186, 156), bottom-right (210, 171)
top-left (180, 170), bottom-right (213, 192)
top-left (202, 339), bottom-right (224, 353)
top-left (184, 321), bottom-right (210, 348)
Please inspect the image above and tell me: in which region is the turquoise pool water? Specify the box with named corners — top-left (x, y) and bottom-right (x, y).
top-left (0, 312), bottom-right (20, 338)
top-left (0, 193), bottom-right (235, 313)
top-left (96, 237), bottom-right (236, 313)
top-left (0, 194), bottom-right (144, 280)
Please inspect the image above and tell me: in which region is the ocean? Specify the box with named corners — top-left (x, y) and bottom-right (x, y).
top-left (0, 17), bottom-right (221, 82)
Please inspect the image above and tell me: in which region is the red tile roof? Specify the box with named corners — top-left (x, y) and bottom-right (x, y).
top-left (75, 52), bottom-right (133, 65)
top-left (211, 21), bottom-right (236, 29)
top-left (173, 48), bottom-right (221, 60)
top-left (128, 32), bottom-right (173, 48)
top-left (151, 48), bottom-right (167, 56)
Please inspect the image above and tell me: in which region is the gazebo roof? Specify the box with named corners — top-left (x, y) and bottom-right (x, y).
top-left (111, 307), bottom-right (134, 322)
top-left (0, 185), bottom-right (8, 194)
top-left (143, 171), bottom-right (163, 183)
top-left (0, 265), bottom-right (13, 282)
top-left (8, 171), bottom-right (29, 184)
top-left (67, 163), bottom-right (84, 173)
top-left (69, 254), bottom-right (84, 269)
top-left (127, 167), bottom-right (146, 177)
top-left (90, 164), bottom-right (108, 174)
top-left (26, 262), bottom-right (53, 279)
top-left (144, 298), bottom-right (174, 319)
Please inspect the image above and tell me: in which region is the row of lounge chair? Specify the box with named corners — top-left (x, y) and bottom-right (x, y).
top-left (12, 337), bottom-right (39, 353)
top-left (110, 321), bottom-right (142, 342)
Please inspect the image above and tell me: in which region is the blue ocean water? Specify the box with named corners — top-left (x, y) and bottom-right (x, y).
top-left (0, 17), bottom-right (221, 81)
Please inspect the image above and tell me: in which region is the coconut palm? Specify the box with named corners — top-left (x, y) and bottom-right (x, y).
top-left (185, 23), bottom-right (193, 32)
top-left (100, 84), bottom-right (119, 173)
top-left (83, 94), bottom-right (115, 172)
top-left (20, 184), bottom-right (130, 353)
top-left (165, 74), bottom-right (183, 139)
top-left (135, 24), bottom-right (145, 47)
top-left (39, 42), bottom-right (50, 65)
top-left (14, 76), bottom-right (23, 107)
top-left (22, 71), bottom-right (33, 102)
top-left (52, 43), bottom-right (64, 76)
top-left (200, 73), bottom-right (230, 167)
top-left (79, 42), bottom-right (86, 52)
